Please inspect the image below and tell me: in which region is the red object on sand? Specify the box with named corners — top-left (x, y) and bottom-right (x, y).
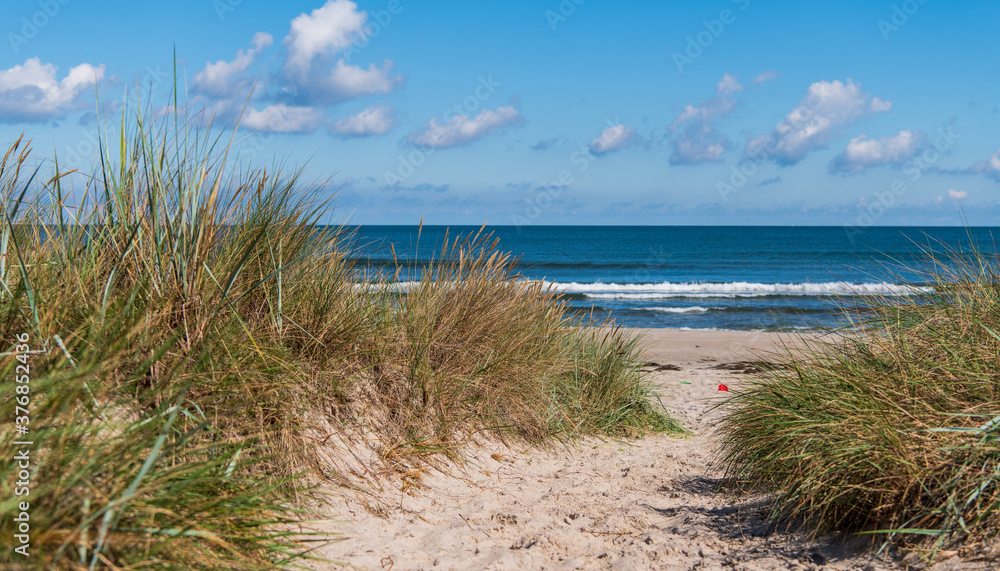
top-left (718, 384), bottom-right (729, 392)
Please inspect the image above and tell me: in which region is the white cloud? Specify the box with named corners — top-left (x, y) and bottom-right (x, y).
top-left (408, 105), bottom-right (523, 149)
top-left (240, 104), bottom-right (326, 133)
top-left (589, 124), bottom-right (636, 155)
top-left (671, 124), bottom-right (728, 164)
top-left (284, 0), bottom-right (367, 75)
top-left (716, 73), bottom-right (742, 97)
top-left (278, 0), bottom-right (403, 105)
top-left (921, 146), bottom-right (999, 181)
top-left (669, 74), bottom-right (742, 165)
top-left (829, 130), bottom-right (925, 173)
top-left (671, 73), bottom-right (742, 128)
top-left (960, 149), bottom-right (1000, 181)
top-left (937, 189), bottom-right (968, 202)
top-left (871, 98), bottom-right (892, 112)
top-left (0, 58), bottom-right (105, 122)
top-left (753, 70), bottom-right (780, 84)
top-left (156, 1), bottom-right (404, 139)
top-left (194, 32), bottom-right (273, 96)
top-left (305, 59), bottom-right (402, 104)
top-left (989, 149), bottom-right (1000, 173)
top-left (746, 79), bottom-right (892, 166)
top-left (330, 104), bottom-right (397, 137)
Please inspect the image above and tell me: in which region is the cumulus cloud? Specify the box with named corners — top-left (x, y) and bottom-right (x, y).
top-left (329, 104), bottom-right (397, 137)
top-left (408, 105), bottom-right (523, 149)
top-left (278, 1), bottom-right (403, 105)
top-left (716, 73), bottom-right (742, 97)
top-left (745, 79), bottom-right (891, 166)
top-left (981, 149), bottom-right (1000, 181)
top-left (0, 58), bottom-right (105, 123)
top-left (240, 104), bottom-right (326, 133)
top-left (671, 73), bottom-right (742, 128)
top-left (187, 97), bottom-right (323, 133)
top-left (829, 130), bottom-right (925, 173)
top-left (181, 0), bottom-right (403, 136)
top-left (669, 74), bottom-right (742, 165)
top-left (670, 124), bottom-right (729, 164)
top-left (589, 124), bottom-right (636, 155)
top-left (931, 149), bottom-right (1000, 181)
top-left (753, 70), bottom-right (780, 84)
top-left (936, 189), bottom-right (968, 203)
top-left (990, 150), bottom-right (1000, 172)
top-left (300, 59), bottom-right (403, 104)
top-left (284, 0), bottom-right (367, 75)
top-left (194, 32), bottom-right (273, 96)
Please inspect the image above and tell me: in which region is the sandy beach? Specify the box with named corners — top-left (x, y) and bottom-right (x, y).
top-left (302, 329), bottom-right (986, 571)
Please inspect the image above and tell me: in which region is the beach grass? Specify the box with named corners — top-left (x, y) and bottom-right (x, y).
top-left (717, 239), bottom-right (1000, 553)
top-left (0, 89), bottom-right (678, 567)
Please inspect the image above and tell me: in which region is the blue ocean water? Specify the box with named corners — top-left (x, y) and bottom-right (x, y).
top-left (345, 226), bottom-right (999, 331)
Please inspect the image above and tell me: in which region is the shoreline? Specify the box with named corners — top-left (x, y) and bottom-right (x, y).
top-left (623, 327), bottom-right (821, 367)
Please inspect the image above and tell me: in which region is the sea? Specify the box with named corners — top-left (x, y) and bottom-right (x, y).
top-left (346, 226), bottom-right (999, 331)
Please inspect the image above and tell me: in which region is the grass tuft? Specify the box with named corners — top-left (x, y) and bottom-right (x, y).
top-left (0, 80), bottom-right (679, 567)
top-left (717, 237), bottom-right (1000, 552)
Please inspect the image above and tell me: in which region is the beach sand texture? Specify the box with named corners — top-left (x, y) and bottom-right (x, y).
top-left (304, 330), bottom-right (986, 570)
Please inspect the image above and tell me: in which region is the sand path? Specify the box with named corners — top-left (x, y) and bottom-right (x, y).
top-left (307, 331), bottom-right (918, 570)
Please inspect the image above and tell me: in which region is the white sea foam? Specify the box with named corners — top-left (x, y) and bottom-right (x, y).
top-left (586, 293), bottom-right (769, 300)
top-left (373, 280), bottom-right (932, 300)
top-left (543, 281), bottom-right (931, 298)
top-left (387, 280), bottom-right (421, 291)
top-left (648, 306), bottom-right (714, 313)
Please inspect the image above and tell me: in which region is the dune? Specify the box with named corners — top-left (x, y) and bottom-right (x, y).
top-left (303, 329), bottom-right (920, 570)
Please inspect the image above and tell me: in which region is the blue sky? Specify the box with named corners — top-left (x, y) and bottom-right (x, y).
top-left (1, 0), bottom-right (998, 225)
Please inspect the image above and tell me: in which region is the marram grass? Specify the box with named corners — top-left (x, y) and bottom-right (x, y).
top-left (0, 91), bottom-right (678, 567)
top-left (717, 240), bottom-right (1000, 553)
